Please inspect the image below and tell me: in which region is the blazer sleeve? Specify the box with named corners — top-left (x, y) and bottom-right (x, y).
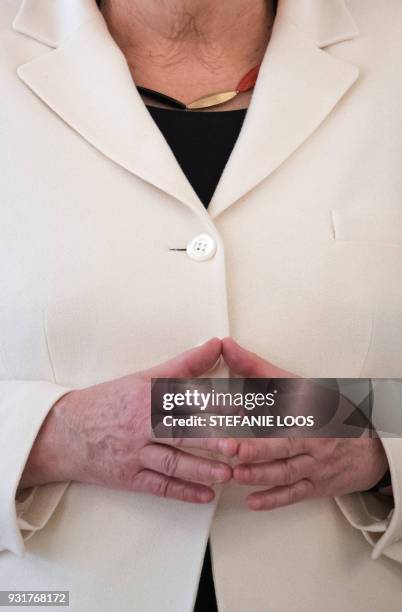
top-left (335, 380), bottom-right (402, 564)
top-left (0, 380), bottom-right (72, 556)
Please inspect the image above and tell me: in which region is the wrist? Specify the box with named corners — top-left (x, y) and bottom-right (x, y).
top-left (19, 391), bottom-right (77, 489)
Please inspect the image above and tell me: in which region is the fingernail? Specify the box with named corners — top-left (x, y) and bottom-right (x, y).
top-left (213, 465), bottom-right (230, 483)
top-left (248, 497), bottom-right (262, 511)
top-left (194, 337), bottom-right (221, 348)
top-left (218, 440), bottom-right (233, 456)
top-left (198, 489), bottom-right (214, 503)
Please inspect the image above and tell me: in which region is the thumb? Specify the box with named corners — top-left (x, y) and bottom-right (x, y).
top-left (146, 338), bottom-right (222, 379)
top-left (222, 337), bottom-right (294, 378)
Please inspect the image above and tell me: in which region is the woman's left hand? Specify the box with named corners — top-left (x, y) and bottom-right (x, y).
top-left (222, 338), bottom-right (390, 511)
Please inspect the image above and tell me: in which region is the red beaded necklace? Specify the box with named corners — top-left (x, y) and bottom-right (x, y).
top-left (137, 65), bottom-right (261, 110)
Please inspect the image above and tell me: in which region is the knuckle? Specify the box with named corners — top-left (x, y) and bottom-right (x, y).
top-left (239, 442), bottom-right (257, 462)
top-left (161, 449), bottom-right (180, 477)
top-left (238, 466), bottom-right (251, 483)
top-left (315, 438), bottom-right (334, 461)
top-left (153, 476), bottom-right (170, 498)
top-left (172, 436), bottom-right (185, 448)
top-left (287, 485), bottom-right (299, 506)
top-left (286, 438), bottom-right (296, 457)
top-left (281, 459), bottom-right (294, 486)
top-left (268, 494), bottom-right (279, 510)
top-left (134, 471), bottom-right (169, 498)
top-left (288, 480), bottom-right (310, 505)
top-left (196, 461), bottom-right (211, 483)
top-left (165, 479), bottom-right (194, 503)
top-left (115, 466), bottom-right (131, 486)
top-left (179, 482), bottom-right (194, 502)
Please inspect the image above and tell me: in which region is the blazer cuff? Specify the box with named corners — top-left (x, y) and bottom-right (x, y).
top-left (0, 380), bottom-right (72, 556)
top-left (15, 482), bottom-right (70, 544)
top-left (335, 437), bottom-right (402, 563)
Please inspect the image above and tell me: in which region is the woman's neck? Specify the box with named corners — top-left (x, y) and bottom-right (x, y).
top-left (101, 0), bottom-right (275, 109)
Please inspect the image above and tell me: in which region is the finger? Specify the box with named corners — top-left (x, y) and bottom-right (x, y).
top-left (153, 430), bottom-right (238, 458)
top-left (147, 338), bottom-right (222, 379)
top-left (170, 437), bottom-right (239, 458)
top-left (246, 480), bottom-right (314, 511)
top-left (132, 469), bottom-right (215, 504)
top-left (234, 454), bottom-right (315, 486)
top-left (140, 444), bottom-right (232, 484)
top-left (222, 337), bottom-right (294, 378)
top-left (237, 438), bottom-right (305, 462)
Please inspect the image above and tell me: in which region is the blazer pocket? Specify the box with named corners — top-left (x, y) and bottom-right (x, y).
top-left (331, 209), bottom-right (402, 247)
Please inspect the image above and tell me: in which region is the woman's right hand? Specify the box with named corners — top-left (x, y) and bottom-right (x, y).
top-left (20, 339), bottom-right (236, 504)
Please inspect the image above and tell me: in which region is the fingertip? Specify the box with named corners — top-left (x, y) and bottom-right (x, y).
top-left (214, 463), bottom-right (232, 483)
top-left (218, 438), bottom-right (238, 457)
top-left (221, 338), bottom-right (250, 376)
top-left (192, 337), bottom-right (221, 352)
top-left (222, 336), bottom-right (238, 346)
top-left (206, 338), bottom-right (223, 362)
top-left (197, 487), bottom-right (215, 503)
top-left (247, 495), bottom-right (263, 511)
top-left (206, 337), bottom-right (222, 350)
top-left (221, 336), bottom-right (236, 355)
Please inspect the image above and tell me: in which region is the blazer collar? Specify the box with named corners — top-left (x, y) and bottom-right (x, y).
top-left (209, 0), bottom-right (360, 218)
top-left (13, 0), bottom-right (98, 48)
top-left (13, 0), bottom-right (360, 219)
top-left (280, 0), bottom-right (359, 48)
top-left (14, 0), bottom-right (208, 218)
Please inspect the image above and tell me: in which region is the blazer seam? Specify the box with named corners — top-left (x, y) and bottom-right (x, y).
top-left (359, 313), bottom-right (375, 377)
top-left (42, 307), bottom-right (58, 384)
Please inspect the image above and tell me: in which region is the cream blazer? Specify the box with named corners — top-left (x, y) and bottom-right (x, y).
top-left (1, 0), bottom-right (402, 610)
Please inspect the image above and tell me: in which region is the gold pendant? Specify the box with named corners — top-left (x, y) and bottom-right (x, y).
top-left (187, 91), bottom-right (238, 110)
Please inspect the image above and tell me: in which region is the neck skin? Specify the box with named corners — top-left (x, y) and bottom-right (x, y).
top-left (101, 0), bottom-right (275, 109)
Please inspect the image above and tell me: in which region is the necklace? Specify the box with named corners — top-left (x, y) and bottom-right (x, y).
top-left (137, 65), bottom-right (261, 110)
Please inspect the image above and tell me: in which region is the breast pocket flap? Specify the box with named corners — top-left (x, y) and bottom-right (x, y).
top-left (331, 209), bottom-right (402, 247)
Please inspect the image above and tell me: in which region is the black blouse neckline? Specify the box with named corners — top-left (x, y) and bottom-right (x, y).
top-left (146, 105), bottom-right (248, 115)
top-left (147, 104), bottom-right (247, 207)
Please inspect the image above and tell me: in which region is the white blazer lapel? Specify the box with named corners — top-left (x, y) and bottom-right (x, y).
top-left (13, 0), bottom-right (204, 215)
top-left (208, 0), bottom-right (360, 219)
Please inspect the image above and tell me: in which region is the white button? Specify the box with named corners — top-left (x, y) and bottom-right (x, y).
top-left (186, 234), bottom-right (217, 262)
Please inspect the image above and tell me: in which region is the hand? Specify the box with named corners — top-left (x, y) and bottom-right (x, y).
top-left (20, 339), bottom-right (237, 504)
top-left (222, 338), bottom-right (389, 511)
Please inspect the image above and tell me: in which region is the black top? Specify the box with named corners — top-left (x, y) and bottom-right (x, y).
top-left (148, 105), bottom-right (246, 612)
top-left (147, 106), bottom-right (247, 208)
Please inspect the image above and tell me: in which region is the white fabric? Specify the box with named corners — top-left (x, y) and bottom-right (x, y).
top-left (1, 0), bottom-right (402, 610)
